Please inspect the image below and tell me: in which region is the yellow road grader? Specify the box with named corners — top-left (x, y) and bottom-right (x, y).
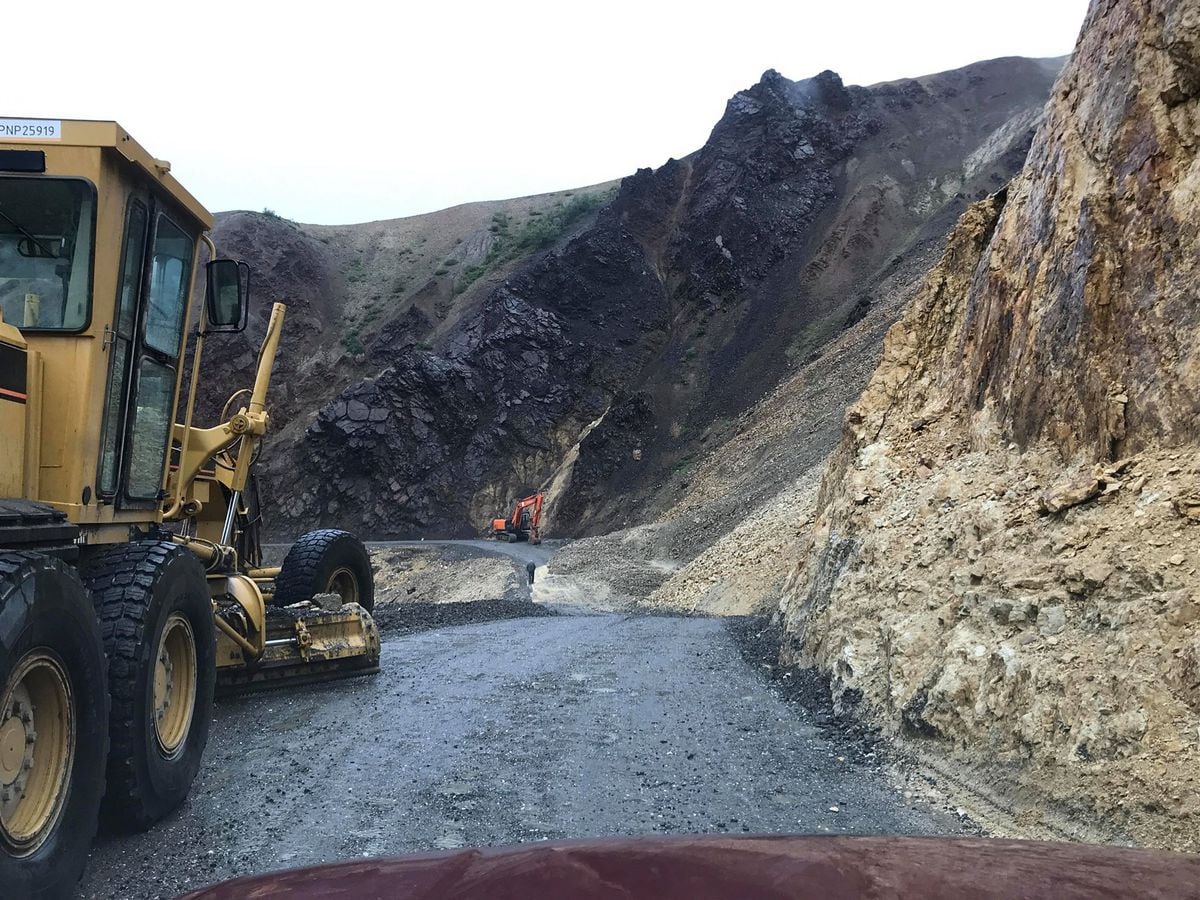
top-left (0, 119), bottom-right (381, 895)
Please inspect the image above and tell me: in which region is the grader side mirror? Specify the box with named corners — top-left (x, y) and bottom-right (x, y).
top-left (205, 259), bottom-right (249, 331)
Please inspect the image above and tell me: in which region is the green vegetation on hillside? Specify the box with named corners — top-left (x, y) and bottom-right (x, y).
top-left (346, 257), bottom-right (366, 284)
top-left (457, 189), bottom-right (615, 294)
top-left (333, 187), bottom-right (616, 352)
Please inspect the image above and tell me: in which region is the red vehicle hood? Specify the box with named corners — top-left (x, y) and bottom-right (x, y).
top-left (181, 834), bottom-right (1200, 899)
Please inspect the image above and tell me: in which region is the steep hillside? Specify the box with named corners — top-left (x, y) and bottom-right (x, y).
top-left (550, 58), bottom-right (1061, 537)
top-left (196, 185), bottom-right (616, 487)
top-left (220, 56), bottom-right (1059, 539)
top-left (537, 236), bottom-right (938, 615)
top-left (780, 0), bottom-right (1200, 849)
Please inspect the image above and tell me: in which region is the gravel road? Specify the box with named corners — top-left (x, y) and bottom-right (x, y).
top-left (78, 602), bottom-right (970, 898)
top-left (365, 539), bottom-right (559, 568)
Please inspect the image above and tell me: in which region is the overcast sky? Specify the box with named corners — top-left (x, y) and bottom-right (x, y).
top-left (13, 0), bottom-right (1089, 224)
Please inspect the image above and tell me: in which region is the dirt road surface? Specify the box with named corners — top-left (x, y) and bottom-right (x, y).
top-left (365, 539), bottom-right (559, 568)
top-left (79, 549), bottom-right (969, 898)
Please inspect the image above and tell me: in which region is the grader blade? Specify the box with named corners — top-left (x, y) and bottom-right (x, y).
top-left (216, 603), bottom-right (381, 695)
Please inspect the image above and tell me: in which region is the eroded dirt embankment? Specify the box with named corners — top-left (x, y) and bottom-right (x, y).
top-left (780, 0), bottom-right (1200, 852)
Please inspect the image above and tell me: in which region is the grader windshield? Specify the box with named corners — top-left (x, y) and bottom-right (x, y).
top-left (0, 176), bottom-right (94, 330)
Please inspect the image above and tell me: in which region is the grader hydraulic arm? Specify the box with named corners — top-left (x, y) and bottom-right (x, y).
top-left (166, 299), bottom-right (286, 519)
top-left (159, 299), bottom-right (378, 686)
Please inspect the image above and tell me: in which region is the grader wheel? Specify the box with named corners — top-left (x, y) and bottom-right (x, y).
top-left (82, 542), bottom-right (215, 830)
top-left (274, 530), bottom-right (375, 612)
top-left (0, 552), bottom-right (108, 896)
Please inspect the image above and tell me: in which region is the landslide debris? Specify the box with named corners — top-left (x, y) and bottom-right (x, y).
top-left (780, 0), bottom-right (1200, 851)
top-left (372, 546), bottom-right (529, 607)
top-left (543, 222), bottom-right (938, 617)
top-left (367, 544), bottom-right (551, 634)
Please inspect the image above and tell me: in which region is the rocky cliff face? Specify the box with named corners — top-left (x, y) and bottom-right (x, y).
top-left (193, 212), bottom-right (343, 426)
top-left (231, 57), bottom-right (1059, 539)
top-left (196, 186), bottom-right (616, 478)
top-left (780, 0), bottom-right (1200, 850)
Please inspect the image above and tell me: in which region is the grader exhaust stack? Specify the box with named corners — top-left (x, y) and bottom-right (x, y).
top-left (0, 118), bottom-right (379, 894)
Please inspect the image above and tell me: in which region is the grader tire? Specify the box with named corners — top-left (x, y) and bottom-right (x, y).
top-left (274, 530), bottom-right (374, 612)
top-left (82, 542), bottom-right (215, 831)
top-left (0, 552), bottom-right (108, 897)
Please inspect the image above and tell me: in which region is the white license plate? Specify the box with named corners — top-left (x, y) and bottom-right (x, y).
top-left (0, 119), bottom-right (62, 141)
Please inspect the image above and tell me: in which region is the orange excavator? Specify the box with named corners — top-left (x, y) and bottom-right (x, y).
top-left (489, 492), bottom-right (544, 544)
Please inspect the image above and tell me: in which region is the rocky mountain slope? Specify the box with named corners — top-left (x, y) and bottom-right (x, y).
top-left (196, 184), bottom-right (616, 454)
top-left (206, 56), bottom-right (1060, 539)
top-left (777, 0), bottom-right (1200, 850)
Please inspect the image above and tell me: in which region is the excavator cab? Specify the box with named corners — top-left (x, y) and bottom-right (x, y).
top-left (0, 119), bottom-right (380, 894)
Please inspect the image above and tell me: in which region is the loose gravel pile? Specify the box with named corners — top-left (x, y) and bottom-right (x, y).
top-left (372, 546), bottom-right (527, 606)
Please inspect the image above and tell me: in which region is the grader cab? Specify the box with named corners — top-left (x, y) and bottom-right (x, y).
top-left (0, 119), bottom-right (380, 894)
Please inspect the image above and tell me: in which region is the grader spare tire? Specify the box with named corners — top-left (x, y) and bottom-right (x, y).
top-left (0, 552), bottom-right (108, 897)
top-left (274, 530), bottom-right (374, 612)
top-left (82, 542), bottom-right (215, 830)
